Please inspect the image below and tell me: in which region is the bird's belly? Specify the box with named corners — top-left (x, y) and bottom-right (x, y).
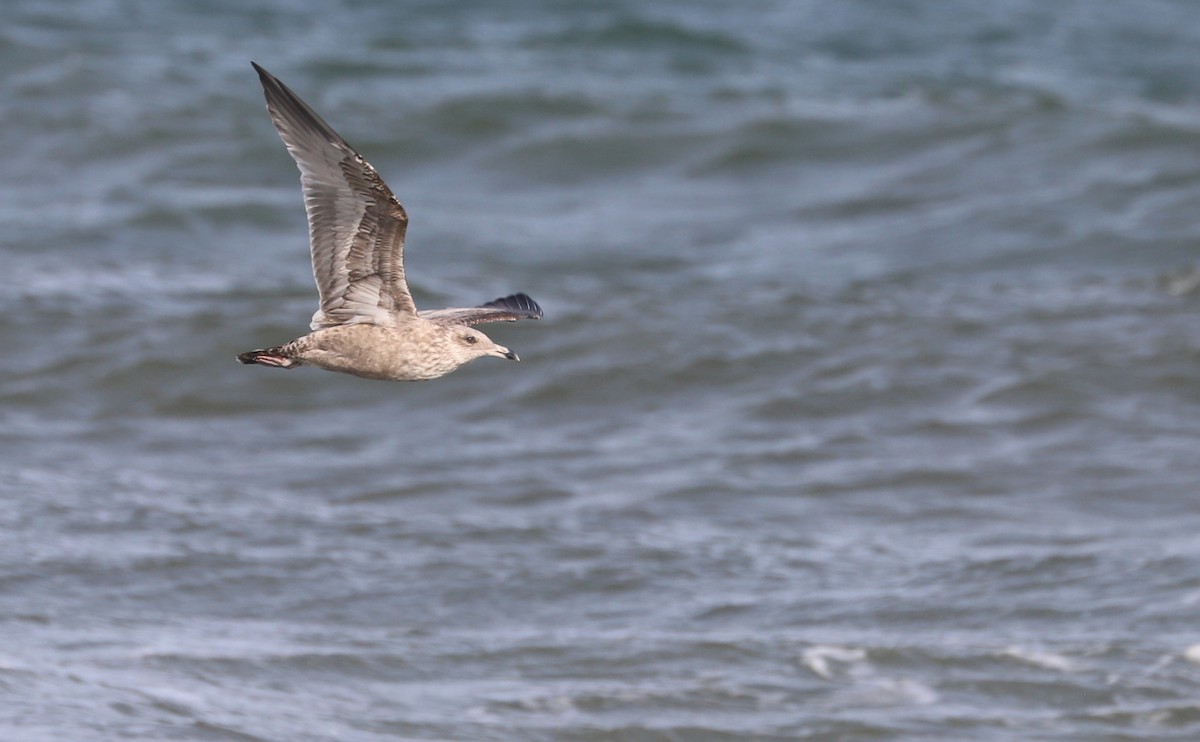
top-left (298, 324), bottom-right (457, 382)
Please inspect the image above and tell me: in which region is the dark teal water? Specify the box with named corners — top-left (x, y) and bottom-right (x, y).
top-left (6, 1), bottom-right (1200, 739)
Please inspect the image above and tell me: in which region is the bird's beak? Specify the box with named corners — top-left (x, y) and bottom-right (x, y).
top-left (493, 347), bottom-right (519, 361)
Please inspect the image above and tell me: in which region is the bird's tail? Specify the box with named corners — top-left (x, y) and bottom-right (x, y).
top-left (237, 346), bottom-right (301, 369)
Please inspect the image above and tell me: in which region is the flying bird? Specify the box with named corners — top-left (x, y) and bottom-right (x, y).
top-left (238, 62), bottom-right (543, 381)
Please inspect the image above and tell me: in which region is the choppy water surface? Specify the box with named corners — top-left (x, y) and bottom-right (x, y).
top-left (6, 1), bottom-right (1200, 739)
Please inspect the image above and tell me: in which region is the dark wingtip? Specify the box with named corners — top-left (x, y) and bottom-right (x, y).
top-left (249, 60), bottom-right (350, 151)
top-left (251, 61), bottom-right (279, 90)
top-left (479, 293), bottom-right (543, 320)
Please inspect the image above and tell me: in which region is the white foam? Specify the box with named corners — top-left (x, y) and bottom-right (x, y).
top-left (801, 644), bottom-right (867, 680)
top-left (1002, 646), bottom-right (1076, 672)
top-left (1181, 644), bottom-right (1200, 665)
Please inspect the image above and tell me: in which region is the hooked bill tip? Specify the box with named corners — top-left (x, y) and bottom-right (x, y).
top-left (504, 350), bottom-right (519, 361)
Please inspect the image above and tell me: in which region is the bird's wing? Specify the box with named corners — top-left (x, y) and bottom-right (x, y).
top-left (253, 62), bottom-right (415, 330)
top-left (419, 293), bottom-right (544, 326)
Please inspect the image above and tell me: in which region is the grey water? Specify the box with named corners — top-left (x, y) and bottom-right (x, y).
top-left (5, 1), bottom-right (1200, 739)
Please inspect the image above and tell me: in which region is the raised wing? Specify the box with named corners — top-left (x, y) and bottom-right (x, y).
top-left (252, 62), bottom-right (415, 330)
top-left (419, 293), bottom-right (544, 326)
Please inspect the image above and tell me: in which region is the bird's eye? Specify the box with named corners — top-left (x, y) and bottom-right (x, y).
top-left (465, 335), bottom-right (477, 344)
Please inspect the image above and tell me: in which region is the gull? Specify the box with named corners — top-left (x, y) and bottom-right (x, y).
top-left (237, 62), bottom-right (543, 381)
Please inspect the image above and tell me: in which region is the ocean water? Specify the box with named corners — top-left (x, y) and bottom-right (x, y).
top-left (5, 0), bottom-right (1200, 739)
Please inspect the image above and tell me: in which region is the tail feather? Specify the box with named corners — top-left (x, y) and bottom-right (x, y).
top-left (237, 347), bottom-right (300, 369)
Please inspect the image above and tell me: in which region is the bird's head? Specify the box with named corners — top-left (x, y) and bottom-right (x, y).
top-left (449, 325), bottom-right (519, 364)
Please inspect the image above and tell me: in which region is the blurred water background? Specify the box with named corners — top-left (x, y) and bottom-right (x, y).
top-left (6, 1), bottom-right (1200, 739)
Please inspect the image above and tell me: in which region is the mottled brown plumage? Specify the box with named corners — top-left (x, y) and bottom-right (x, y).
top-left (238, 63), bottom-right (542, 381)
